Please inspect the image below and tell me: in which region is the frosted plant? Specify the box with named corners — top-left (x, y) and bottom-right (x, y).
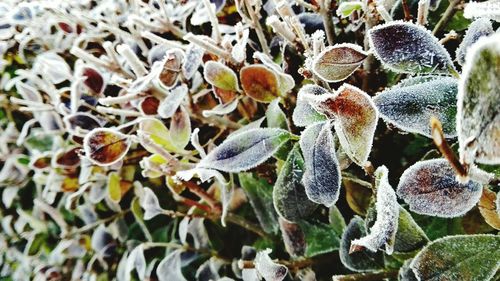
top-left (455, 19), bottom-right (493, 66)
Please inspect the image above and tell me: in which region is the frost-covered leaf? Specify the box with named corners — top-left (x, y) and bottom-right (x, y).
top-left (138, 117), bottom-right (185, 153)
top-left (198, 128), bottom-right (290, 173)
top-left (464, 0), bottom-right (500, 22)
top-left (252, 52), bottom-right (295, 96)
top-left (83, 128), bottom-right (131, 166)
top-left (339, 217), bottom-right (385, 272)
top-left (158, 49), bottom-right (184, 89)
top-left (239, 173), bottom-right (279, 234)
top-left (126, 245), bottom-right (146, 281)
top-left (456, 19), bottom-right (493, 66)
top-left (169, 106), bottom-right (191, 150)
top-left (297, 220), bottom-right (341, 257)
top-left (310, 84), bottom-right (378, 166)
top-left (351, 166), bottom-right (399, 254)
top-left (140, 188), bottom-right (164, 220)
top-left (397, 159), bottom-right (483, 217)
top-left (63, 113), bottom-right (102, 137)
top-left (299, 122), bottom-right (341, 206)
top-left (279, 218), bottom-right (306, 257)
top-left (312, 43), bottom-right (367, 82)
top-left (196, 257), bottom-right (224, 281)
top-left (182, 44), bottom-right (204, 79)
top-left (458, 33), bottom-right (500, 165)
top-left (266, 99), bottom-right (288, 130)
top-left (240, 65), bottom-right (280, 103)
top-left (157, 249), bottom-right (187, 281)
top-left (158, 84), bottom-right (188, 119)
top-left (337, 1), bottom-right (364, 18)
top-left (410, 235), bottom-right (500, 281)
top-left (80, 67), bottom-right (105, 94)
top-left (202, 98), bottom-right (239, 117)
top-left (254, 249), bottom-right (288, 281)
top-left (91, 225), bottom-right (115, 257)
top-left (374, 76), bottom-right (458, 138)
top-left (204, 61), bottom-right (240, 92)
top-left (292, 85), bottom-right (328, 127)
top-left (329, 206), bottom-right (347, 236)
top-left (273, 145), bottom-right (318, 222)
top-left (394, 207), bottom-right (429, 253)
top-left (478, 188), bottom-right (500, 230)
top-left (369, 21), bottom-right (454, 74)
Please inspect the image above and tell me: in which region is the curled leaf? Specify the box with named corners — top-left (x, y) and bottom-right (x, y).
top-left (273, 145), bottom-right (318, 222)
top-left (254, 249), bottom-right (288, 281)
top-left (299, 122), bottom-right (341, 207)
top-left (374, 76), bottom-right (458, 138)
top-left (140, 188), bottom-right (164, 220)
top-left (369, 21), bottom-right (454, 74)
top-left (351, 166), bottom-right (399, 254)
top-left (312, 43), bottom-right (367, 82)
top-left (83, 128), bottom-right (131, 166)
top-left (458, 33), bottom-right (500, 165)
top-left (198, 128), bottom-right (290, 173)
top-left (397, 159), bottom-right (483, 217)
top-left (240, 65), bottom-right (280, 103)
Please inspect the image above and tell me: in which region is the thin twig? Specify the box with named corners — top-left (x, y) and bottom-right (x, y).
top-left (319, 0), bottom-right (336, 45)
top-left (432, 0), bottom-right (461, 35)
top-left (332, 270), bottom-right (399, 281)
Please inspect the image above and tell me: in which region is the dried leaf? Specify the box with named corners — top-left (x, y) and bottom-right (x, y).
top-left (351, 166), bottom-right (399, 254)
top-left (374, 76), bottom-right (458, 138)
top-left (478, 188), bottom-right (500, 230)
top-left (369, 21), bottom-right (454, 74)
top-left (343, 177), bottom-right (373, 216)
top-left (458, 33), bottom-right (500, 165)
top-left (198, 128), bottom-right (290, 173)
top-left (240, 65), bottom-right (280, 103)
top-left (299, 122), bottom-right (341, 206)
top-left (158, 49), bottom-right (184, 89)
top-left (83, 128), bottom-right (131, 166)
top-left (279, 218), bottom-right (306, 257)
top-left (410, 234), bottom-right (500, 281)
top-left (312, 43), bottom-right (367, 82)
top-left (397, 159), bottom-right (483, 217)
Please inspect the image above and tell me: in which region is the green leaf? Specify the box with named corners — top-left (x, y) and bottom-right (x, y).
top-left (107, 172), bottom-right (122, 202)
top-left (273, 145), bottom-right (318, 222)
top-left (458, 33), bottom-right (500, 165)
top-left (329, 206), bottom-right (347, 237)
top-left (411, 234), bottom-right (500, 281)
top-left (298, 220), bottom-right (341, 257)
top-left (204, 61), bottom-right (240, 91)
top-left (394, 207), bottom-right (429, 253)
top-left (239, 173), bottom-right (279, 234)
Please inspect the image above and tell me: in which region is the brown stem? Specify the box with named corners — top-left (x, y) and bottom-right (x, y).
top-left (432, 0), bottom-right (461, 35)
top-left (225, 213), bottom-right (270, 238)
top-left (402, 0), bottom-right (413, 21)
top-left (320, 0), bottom-right (336, 46)
top-left (184, 181), bottom-right (221, 212)
top-left (430, 116), bottom-right (468, 178)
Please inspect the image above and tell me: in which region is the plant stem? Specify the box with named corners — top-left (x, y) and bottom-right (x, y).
top-left (432, 0), bottom-right (460, 35)
top-left (430, 116), bottom-right (468, 178)
top-left (225, 213), bottom-right (270, 239)
top-left (245, 0), bottom-right (271, 55)
top-left (332, 270), bottom-right (399, 281)
top-left (320, 0), bottom-right (336, 46)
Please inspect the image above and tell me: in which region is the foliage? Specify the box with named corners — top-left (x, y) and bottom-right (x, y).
top-left (0, 0), bottom-right (498, 280)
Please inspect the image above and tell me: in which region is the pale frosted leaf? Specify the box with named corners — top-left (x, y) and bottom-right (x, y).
top-left (157, 250), bottom-right (187, 281)
top-left (239, 173), bottom-right (279, 234)
top-left (202, 98), bottom-right (239, 117)
top-left (410, 235), bottom-right (500, 281)
top-left (198, 128), bottom-right (290, 173)
top-left (138, 118), bottom-right (178, 153)
top-left (351, 166), bottom-right (399, 254)
top-left (182, 44), bottom-right (204, 79)
top-left (374, 76), bottom-right (458, 138)
top-left (187, 218), bottom-right (210, 249)
top-left (273, 145), bottom-right (318, 222)
top-left (292, 85), bottom-right (328, 127)
top-left (464, 0), bottom-right (500, 22)
top-left (218, 181), bottom-right (234, 227)
top-left (158, 84), bottom-right (188, 119)
top-left (140, 188), bottom-right (164, 220)
top-left (254, 249), bottom-right (288, 281)
top-left (169, 106), bottom-right (191, 150)
top-left (458, 34), bottom-right (500, 165)
top-left (204, 61), bottom-right (240, 92)
top-left (242, 269), bottom-right (260, 281)
top-left (311, 84), bottom-right (378, 166)
top-left (91, 225), bottom-right (114, 257)
top-left (196, 257), bottom-right (224, 281)
top-left (339, 217), bottom-right (385, 272)
top-left (369, 21), bottom-right (454, 74)
top-left (299, 122), bottom-right (341, 206)
top-left (125, 245), bottom-right (146, 281)
top-left (83, 128), bottom-right (131, 166)
top-left (279, 217), bottom-right (306, 257)
top-left (397, 159), bottom-right (482, 217)
top-left (456, 19), bottom-right (493, 66)
top-left (266, 99), bottom-right (288, 129)
top-left (312, 43), bottom-right (367, 82)
top-left (33, 52), bottom-right (71, 84)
